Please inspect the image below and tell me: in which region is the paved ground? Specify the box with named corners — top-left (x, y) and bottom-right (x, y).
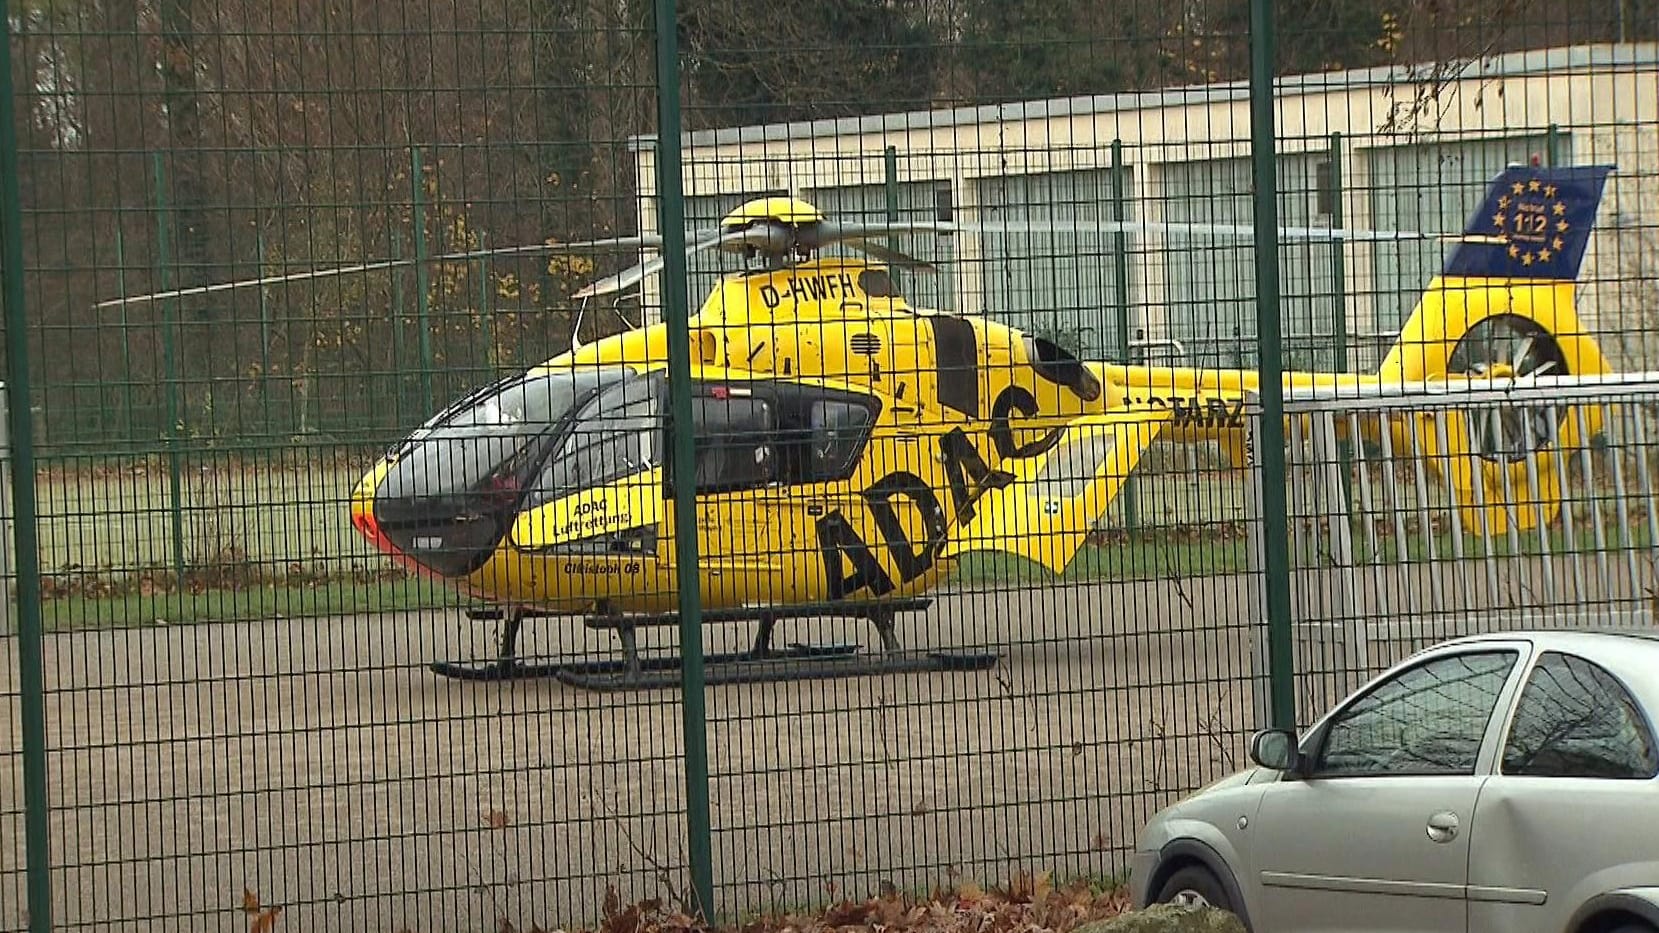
top-left (3, 550), bottom-right (1651, 933)
top-left (0, 573), bottom-right (1267, 933)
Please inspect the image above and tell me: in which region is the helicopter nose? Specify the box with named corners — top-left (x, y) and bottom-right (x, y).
top-left (352, 433), bottom-right (537, 579)
top-left (351, 461), bottom-right (428, 575)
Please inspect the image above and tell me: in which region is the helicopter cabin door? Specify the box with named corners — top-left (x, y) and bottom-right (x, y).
top-left (672, 379), bottom-right (884, 610)
top-left (503, 369), bottom-right (670, 610)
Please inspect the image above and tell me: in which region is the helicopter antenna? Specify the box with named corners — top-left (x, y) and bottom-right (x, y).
top-left (611, 292), bottom-right (642, 333)
top-left (571, 295), bottom-right (591, 354)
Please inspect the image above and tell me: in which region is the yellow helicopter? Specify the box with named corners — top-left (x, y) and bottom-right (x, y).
top-left (333, 161), bottom-right (1616, 688)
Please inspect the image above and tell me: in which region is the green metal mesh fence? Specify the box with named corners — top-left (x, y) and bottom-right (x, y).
top-left (2, 0), bottom-right (1658, 931)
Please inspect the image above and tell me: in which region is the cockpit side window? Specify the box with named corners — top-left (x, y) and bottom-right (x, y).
top-left (528, 372), bottom-right (661, 504)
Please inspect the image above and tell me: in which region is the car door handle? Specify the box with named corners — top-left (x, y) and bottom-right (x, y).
top-left (1426, 811), bottom-right (1460, 843)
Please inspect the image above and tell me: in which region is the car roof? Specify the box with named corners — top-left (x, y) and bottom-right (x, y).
top-left (1440, 627), bottom-right (1659, 649)
top-left (1430, 627), bottom-right (1659, 696)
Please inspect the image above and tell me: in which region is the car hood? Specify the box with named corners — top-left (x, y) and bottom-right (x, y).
top-left (1154, 766), bottom-right (1272, 821)
top-left (1196, 766), bottom-right (1266, 795)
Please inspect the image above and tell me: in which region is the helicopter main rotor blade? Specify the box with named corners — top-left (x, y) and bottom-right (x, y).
top-left (812, 219), bottom-right (961, 239)
top-left (968, 217), bottom-right (1491, 243)
top-left (572, 224), bottom-right (748, 300)
top-left (837, 237), bottom-right (936, 271)
top-left (712, 222), bottom-right (799, 256)
top-left (799, 219), bottom-right (957, 270)
top-left (92, 236), bottom-right (661, 309)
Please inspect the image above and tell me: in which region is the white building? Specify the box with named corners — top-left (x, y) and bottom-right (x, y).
top-left (629, 43), bottom-right (1659, 372)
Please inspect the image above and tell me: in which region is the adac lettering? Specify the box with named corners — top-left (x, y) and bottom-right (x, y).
top-left (557, 499), bottom-right (635, 539)
top-left (939, 427), bottom-right (1014, 524)
top-left (759, 272), bottom-right (860, 310)
top-left (1126, 394), bottom-right (1243, 429)
top-left (814, 471), bottom-right (949, 601)
top-left (814, 419), bottom-right (1013, 600)
top-left (990, 385), bottom-right (1064, 459)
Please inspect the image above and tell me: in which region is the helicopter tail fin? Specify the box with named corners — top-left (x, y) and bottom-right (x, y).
top-left (1377, 162), bottom-right (1613, 383)
top-left (1372, 163), bottom-right (1615, 535)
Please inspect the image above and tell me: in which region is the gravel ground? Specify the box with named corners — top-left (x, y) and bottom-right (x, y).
top-left (0, 573), bottom-right (1264, 933)
top-left (3, 548), bottom-right (1651, 933)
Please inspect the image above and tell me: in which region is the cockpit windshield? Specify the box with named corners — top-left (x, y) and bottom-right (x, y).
top-left (411, 366), bottom-right (630, 440)
top-left (379, 366), bottom-right (635, 511)
top-left (372, 365), bottom-right (656, 575)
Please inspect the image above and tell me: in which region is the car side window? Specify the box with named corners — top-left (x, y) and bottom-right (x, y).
top-left (1313, 650), bottom-right (1518, 778)
top-left (1501, 651), bottom-right (1659, 779)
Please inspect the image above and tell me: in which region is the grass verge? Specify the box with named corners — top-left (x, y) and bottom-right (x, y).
top-left (29, 517), bottom-right (1656, 632)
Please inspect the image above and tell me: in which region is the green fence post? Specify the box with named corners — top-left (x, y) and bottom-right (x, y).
top-left (885, 144), bottom-right (900, 275)
top-left (0, 9), bottom-right (55, 929)
top-left (1546, 123), bottom-right (1561, 166)
top-left (410, 147), bottom-right (434, 413)
top-left (256, 229), bottom-right (274, 437)
top-left (477, 229), bottom-right (494, 374)
top-left (1329, 133), bottom-right (1355, 509)
top-left (1110, 138), bottom-right (1138, 535)
top-left (652, 0), bottom-right (716, 920)
top-left (1249, 0), bottom-right (1296, 731)
top-left (115, 226), bottom-right (138, 444)
top-left (391, 230), bottom-right (407, 426)
top-left (152, 152), bottom-right (189, 583)
top-left (1328, 133), bottom-right (1347, 372)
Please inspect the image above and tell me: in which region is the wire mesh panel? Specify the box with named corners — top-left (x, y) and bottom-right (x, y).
top-left (1259, 375), bottom-right (1659, 726)
top-left (0, 1), bottom-right (1657, 932)
top-left (2, 3), bottom-right (691, 932)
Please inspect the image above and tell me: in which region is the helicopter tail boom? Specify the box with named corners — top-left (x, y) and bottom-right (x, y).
top-left (1111, 162), bottom-right (1617, 538)
top-left (950, 162), bottom-right (1618, 574)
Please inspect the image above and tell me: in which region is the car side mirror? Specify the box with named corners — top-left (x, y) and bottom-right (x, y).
top-left (1250, 728), bottom-right (1303, 773)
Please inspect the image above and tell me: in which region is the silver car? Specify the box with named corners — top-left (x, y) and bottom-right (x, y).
top-left (1130, 630), bottom-right (1659, 933)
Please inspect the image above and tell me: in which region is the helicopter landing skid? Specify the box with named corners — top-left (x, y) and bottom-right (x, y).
top-left (427, 599), bottom-right (1001, 690)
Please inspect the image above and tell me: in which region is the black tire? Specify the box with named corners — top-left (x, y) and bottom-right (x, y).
top-left (1154, 863), bottom-right (1234, 913)
top-left (1606, 925), bottom-right (1657, 933)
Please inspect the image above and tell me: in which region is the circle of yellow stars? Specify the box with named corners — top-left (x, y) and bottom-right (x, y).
top-left (1491, 178), bottom-right (1570, 268)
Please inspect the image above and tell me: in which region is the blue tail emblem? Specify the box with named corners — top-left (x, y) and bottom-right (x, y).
top-left (1442, 164), bottom-right (1613, 281)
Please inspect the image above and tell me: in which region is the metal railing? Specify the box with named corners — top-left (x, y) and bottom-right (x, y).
top-left (1245, 374), bottom-right (1659, 726)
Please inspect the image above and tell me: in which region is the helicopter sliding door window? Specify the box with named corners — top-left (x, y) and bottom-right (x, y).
top-left (690, 393), bottom-right (778, 493)
top-left (807, 399), bottom-right (876, 481)
top-left (670, 382), bottom-right (876, 492)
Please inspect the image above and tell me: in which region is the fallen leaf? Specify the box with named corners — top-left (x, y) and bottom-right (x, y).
top-left (599, 903), bottom-right (640, 933)
top-left (485, 810), bottom-right (510, 830)
top-left (250, 906), bottom-right (282, 933)
top-left (603, 883), bottom-right (621, 919)
top-left (823, 900), bottom-right (876, 926)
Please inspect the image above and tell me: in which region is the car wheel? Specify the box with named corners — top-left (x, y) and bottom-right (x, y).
top-left (1154, 864), bottom-right (1233, 913)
